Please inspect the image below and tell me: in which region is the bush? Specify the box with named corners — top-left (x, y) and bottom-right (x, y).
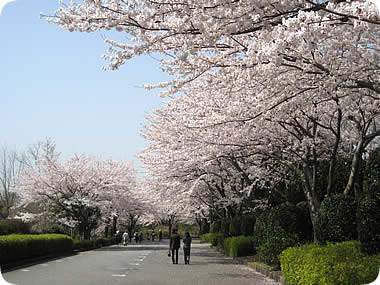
top-left (200, 233), bottom-right (223, 246)
top-left (229, 235), bottom-right (256, 257)
top-left (0, 234), bottom-right (73, 264)
top-left (269, 203), bottom-right (307, 240)
top-left (73, 239), bottom-right (96, 250)
top-left (0, 219), bottom-right (30, 235)
top-left (258, 232), bottom-right (299, 269)
top-left (279, 241), bottom-right (380, 285)
top-left (73, 237), bottom-right (115, 251)
top-left (254, 202), bottom-right (306, 247)
top-left (357, 194), bottom-right (380, 255)
top-left (316, 194), bottom-right (357, 243)
top-left (224, 237), bottom-right (232, 255)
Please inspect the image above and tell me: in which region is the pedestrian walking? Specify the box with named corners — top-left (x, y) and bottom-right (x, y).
top-left (122, 231), bottom-right (129, 246)
top-left (115, 230), bottom-right (122, 244)
top-left (169, 229), bottom-right (181, 264)
top-left (158, 230), bottom-right (163, 241)
top-left (183, 232), bottom-right (192, 264)
top-left (134, 232), bottom-right (139, 243)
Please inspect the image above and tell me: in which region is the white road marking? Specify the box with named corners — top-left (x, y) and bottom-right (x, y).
top-left (112, 274), bottom-right (126, 277)
top-left (20, 270), bottom-right (30, 272)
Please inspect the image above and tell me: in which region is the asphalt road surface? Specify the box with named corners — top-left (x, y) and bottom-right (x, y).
top-left (3, 239), bottom-right (279, 285)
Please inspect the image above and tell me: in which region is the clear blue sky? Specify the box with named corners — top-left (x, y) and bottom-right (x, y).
top-left (0, 0), bottom-right (170, 167)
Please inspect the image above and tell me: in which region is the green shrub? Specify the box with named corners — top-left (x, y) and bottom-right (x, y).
top-left (357, 194), bottom-right (380, 255)
top-left (0, 219), bottom-right (30, 235)
top-left (73, 239), bottom-right (96, 250)
top-left (73, 236), bottom-right (116, 251)
top-left (258, 232), bottom-right (299, 269)
top-left (316, 194), bottom-right (357, 243)
top-left (254, 203), bottom-right (306, 248)
top-left (279, 241), bottom-right (380, 285)
top-left (229, 235), bottom-right (256, 257)
top-left (0, 234), bottom-right (73, 264)
top-left (200, 232), bottom-right (223, 246)
top-left (96, 237), bottom-right (115, 247)
top-left (224, 237), bottom-right (232, 256)
top-left (200, 233), bottom-right (213, 243)
top-left (269, 203), bottom-right (306, 240)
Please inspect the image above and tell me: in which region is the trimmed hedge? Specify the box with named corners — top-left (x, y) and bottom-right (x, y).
top-left (315, 194), bottom-right (357, 243)
top-left (73, 237), bottom-right (115, 251)
top-left (201, 233), bottom-right (223, 246)
top-left (0, 234), bottom-right (73, 264)
top-left (357, 194), bottom-right (380, 255)
top-left (0, 219), bottom-right (30, 235)
top-left (254, 202), bottom-right (308, 248)
top-left (279, 241), bottom-right (380, 285)
top-left (225, 235), bottom-right (256, 257)
top-left (258, 232), bottom-right (299, 269)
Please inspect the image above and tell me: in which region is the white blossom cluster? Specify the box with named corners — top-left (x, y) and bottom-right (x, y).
top-left (47, 1), bottom-right (380, 222)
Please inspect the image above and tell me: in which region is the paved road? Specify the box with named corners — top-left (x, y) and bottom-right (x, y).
top-left (3, 240), bottom-right (279, 285)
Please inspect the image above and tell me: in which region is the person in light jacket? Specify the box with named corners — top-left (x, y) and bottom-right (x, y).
top-left (182, 232), bottom-right (192, 264)
top-left (169, 229), bottom-right (181, 264)
top-left (122, 231), bottom-right (129, 246)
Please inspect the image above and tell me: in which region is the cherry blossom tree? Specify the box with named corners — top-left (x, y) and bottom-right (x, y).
top-left (45, 0), bottom-right (379, 96)
top-left (20, 154), bottom-right (137, 239)
top-left (46, 0), bottom-right (379, 241)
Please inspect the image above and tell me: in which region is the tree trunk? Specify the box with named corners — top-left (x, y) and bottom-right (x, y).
top-left (303, 163), bottom-right (321, 243)
top-left (326, 109), bottom-right (342, 197)
top-left (344, 139), bottom-right (364, 195)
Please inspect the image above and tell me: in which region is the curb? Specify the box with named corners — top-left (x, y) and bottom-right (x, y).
top-left (243, 261), bottom-right (288, 285)
top-left (210, 246), bottom-right (288, 285)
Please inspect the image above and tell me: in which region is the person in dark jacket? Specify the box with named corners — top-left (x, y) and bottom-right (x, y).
top-left (169, 229), bottom-right (181, 264)
top-left (183, 232), bottom-right (192, 264)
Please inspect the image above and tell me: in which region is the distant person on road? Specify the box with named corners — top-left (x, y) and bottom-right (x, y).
top-left (183, 232), bottom-right (192, 264)
top-left (122, 231), bottom-right (129, 246)
top-left (115, 230), bottom-right (122, 244)
top-left (158, 230), bottom-right (163, 241)
top-left (139, 232), bottom-right (143, 243)
top-left (134, 232), bottom-right (139, 243)
top-left (169, 229), bottom-right (181, 264)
